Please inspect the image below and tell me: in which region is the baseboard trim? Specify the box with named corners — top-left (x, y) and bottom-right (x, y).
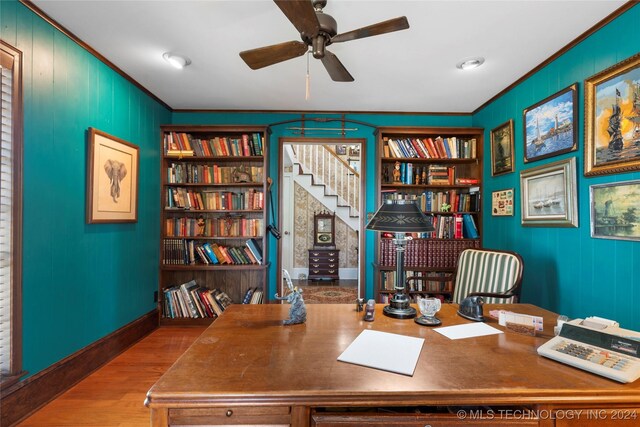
top-left (0, 309), bottom-right (158, 427)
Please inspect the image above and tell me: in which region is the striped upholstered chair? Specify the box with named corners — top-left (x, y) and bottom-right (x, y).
top-left (451, 248), bottom-right (524, 304)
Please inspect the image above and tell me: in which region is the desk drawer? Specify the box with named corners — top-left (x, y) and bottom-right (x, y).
top-left (170, 406), bottom-right (290, 425)
top-left (312, 407), bottom-right (540, 427)
top-left (312, 414), bottom-right (539, 426)
top-left (554, 408), bottom-right (640, 427)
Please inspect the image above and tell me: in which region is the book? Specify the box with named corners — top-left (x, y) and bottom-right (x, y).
top-left (179, 280), bottom-right (201, 318)
top-left (462, 214), bottom-right (479, 239)
top-left (202, 243), bottom-right (219, 264)
top-left (245, 238), bottom-right (263, 264)
top-left (242, 287), bottom-right (255, 304)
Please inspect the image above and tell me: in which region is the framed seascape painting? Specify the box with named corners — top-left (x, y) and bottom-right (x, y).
top-left (490, 119), bottom-right (514, 176)
top-left (584, 53), bottom-right (640, 176)
top-left (520, 157), bottom-right (577, 227)
top-left (523, 83), bottom-right (578, 163)
top-left (492, 189), bottom-right (514, 216)
top-left (590, 180), bottom-right (640, 241)
top-left (87, 127), bottom-right (139, 223)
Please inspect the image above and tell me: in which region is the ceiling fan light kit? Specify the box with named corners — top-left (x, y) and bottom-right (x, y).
top-left (239, 0), bottom-right (410, 82)
top-left (456, 57), bottom-right (485, 71)
top-left (162, 52), bottom-right (191, 69)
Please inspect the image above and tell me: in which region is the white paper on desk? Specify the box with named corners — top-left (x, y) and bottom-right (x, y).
top-left (337, 330), bottom-right (424, 376)
top-left (434, 322), bottom-right (503, 340)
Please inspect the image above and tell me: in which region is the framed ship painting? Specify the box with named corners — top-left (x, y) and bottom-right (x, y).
top-left (584, 53), bottom-right (640, 176)
top-left (490, 119), bottom-right (514, 176)
top-left (523, 83), bottom-right (577, 163)
top-left (590, 180), bottom-right (640, 241)
top-left (520, 157), bottom-right (578, 227)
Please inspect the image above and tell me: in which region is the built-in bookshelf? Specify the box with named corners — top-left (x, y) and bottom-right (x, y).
top-left (159, 125), bottom-right (269, 326)
top-left (374, 127), bottom-right (484, 303)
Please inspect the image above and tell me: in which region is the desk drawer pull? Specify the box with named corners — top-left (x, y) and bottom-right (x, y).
top-left (226, 409), bottom-right (233, 417)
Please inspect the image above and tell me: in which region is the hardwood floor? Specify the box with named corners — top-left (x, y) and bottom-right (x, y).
top-left (16, 327), bottom-right (205, 427)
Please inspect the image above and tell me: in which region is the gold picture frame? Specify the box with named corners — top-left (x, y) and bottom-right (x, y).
top-left (490, 119), bottom-right (514, 176)
top-left (520, 157), bottom-right (578, 227)
top-left (87, 127), bottom-right (139, 223)
top-left (584, 53), bottom-right (640, 176)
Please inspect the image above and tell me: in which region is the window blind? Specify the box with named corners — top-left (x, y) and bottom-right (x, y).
top-left (0, 50), bottom-right (14, 376)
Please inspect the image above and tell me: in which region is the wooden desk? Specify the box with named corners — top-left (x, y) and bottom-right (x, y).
top-left (145, 304), bottom-right (640, 427)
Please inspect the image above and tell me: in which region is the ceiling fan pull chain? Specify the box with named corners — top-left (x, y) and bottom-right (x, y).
top-left (305, 51), bottom-right (311, 100)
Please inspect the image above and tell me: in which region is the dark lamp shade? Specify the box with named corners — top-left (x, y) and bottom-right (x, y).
top-left (366, 199), bottom-right (434, 233)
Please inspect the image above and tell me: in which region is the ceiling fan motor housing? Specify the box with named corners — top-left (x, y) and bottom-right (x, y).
top-left (309, 11), bottom-right (337, 58)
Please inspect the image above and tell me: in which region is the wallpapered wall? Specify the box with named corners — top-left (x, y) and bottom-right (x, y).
top-left (293, 183), bottom-right (358, 270)
top-left (473, 4), bottom-right (640, 330)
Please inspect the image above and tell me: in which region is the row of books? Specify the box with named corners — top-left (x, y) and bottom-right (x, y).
top-left (162, 280), bottom-right (236, 319)
top-left (163, 238), bottom-right (263, 265)
top-left (379, 238), bottom-right (480, 268)
top-left (383, 163), bottom-right (479, 187)
top-left (165, 217), bottom-right (264, 238)
top-left (383, 136), bottom-right (477, 160)
top-left (382, 190), bottom-right (480, 213)
top-left (167, 163), bottom-right (264, 184)
top-left (380, 270), bottom-right (453, 293)
top-left (165, 132), bottom-right (264, 157)
top-left (241, 287), bottom-right (264, 304)
top-left (167, 187), bottom-right (264, 211)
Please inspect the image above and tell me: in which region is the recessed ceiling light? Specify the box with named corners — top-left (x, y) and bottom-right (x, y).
top-left (162, 52), bottom-right (191, 69)
top-left (456, 57), bottom-right (485, 71)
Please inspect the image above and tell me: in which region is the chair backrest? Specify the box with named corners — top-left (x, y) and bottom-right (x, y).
top-left (451, 248), bottom-right (524, 304)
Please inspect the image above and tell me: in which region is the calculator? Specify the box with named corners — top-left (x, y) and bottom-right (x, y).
top-left (537, 320), bottom-right (640, 383)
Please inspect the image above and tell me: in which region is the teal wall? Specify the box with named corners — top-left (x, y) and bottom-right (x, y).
top-left (473, 4), bottom-right (640, 330)
top-left (172, 112), bottom-right (473, 300)
top-left (3, 0), bottom-right (639, 381)
top-left (1, 0), bottom-right (171, 377)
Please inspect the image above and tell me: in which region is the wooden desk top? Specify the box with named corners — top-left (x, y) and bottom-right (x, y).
top-left (146, 303), bottom-right (640, 410)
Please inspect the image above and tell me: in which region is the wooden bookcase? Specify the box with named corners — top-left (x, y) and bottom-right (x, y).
top-left (374, 127), bottom-right (484, 303)
top-left (159, 125), bottom-right (269, 326)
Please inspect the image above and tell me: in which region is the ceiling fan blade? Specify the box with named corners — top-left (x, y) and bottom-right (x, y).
top-left (240, 41), bottom-right (308, 70)
top-left (321, 50), bottom-right (354, 82)
top-left (274, 0), bottom-right (320, 38)
top-left (331, 16), bottom-right (409, 43)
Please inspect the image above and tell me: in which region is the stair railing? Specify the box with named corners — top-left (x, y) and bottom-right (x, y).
top-left (291, 144), bottom-right (360, 216)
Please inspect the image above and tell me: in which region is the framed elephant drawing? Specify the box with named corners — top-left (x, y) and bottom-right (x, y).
top-left (87, 128), bottom-right (139, 223)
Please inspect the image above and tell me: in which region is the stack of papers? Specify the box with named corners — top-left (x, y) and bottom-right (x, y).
top-left (433, 322), bottom-right (503, 340)
top-left (337, 330), bottom-right (425, 376)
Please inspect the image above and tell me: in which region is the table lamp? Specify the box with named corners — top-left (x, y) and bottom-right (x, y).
top-left (366, 198), bottom-right (434, 319)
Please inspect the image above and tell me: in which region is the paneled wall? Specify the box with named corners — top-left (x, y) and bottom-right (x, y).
top-left (1, 0), bottom-right (170, 377)
top-left (5, 0), bottom-right (638, 383)
top-left (473, 4), bottom-right (640, 330)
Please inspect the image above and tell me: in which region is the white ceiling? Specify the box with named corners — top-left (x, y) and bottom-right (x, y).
top-left (30, 0), bottom-right (626, 113)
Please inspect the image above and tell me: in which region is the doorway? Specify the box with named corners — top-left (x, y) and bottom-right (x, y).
top-left (277, 138), bottom-right (365, 300)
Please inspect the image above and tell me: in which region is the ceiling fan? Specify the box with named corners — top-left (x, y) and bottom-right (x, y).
top-left (239, 0), bottom-right (410, 82)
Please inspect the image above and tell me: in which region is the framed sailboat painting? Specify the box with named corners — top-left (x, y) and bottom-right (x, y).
top-left (584, 53), bottom-right (640, 176)
top-left (520, 158), bottom-right (578, 227)
top-left (523, 83), bottom-right (577, 163)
